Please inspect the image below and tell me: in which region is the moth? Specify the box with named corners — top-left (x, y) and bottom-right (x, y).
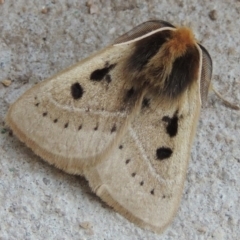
top-left (6, 20), bottom-right (212, 233)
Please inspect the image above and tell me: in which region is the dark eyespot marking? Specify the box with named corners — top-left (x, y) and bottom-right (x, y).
top-left (43, 112), bottom-right (48, 117)
top-left (78, 125), bottom-right (82, 130)
top-left (150, 189), bottom-right (155, 195)
top-left (90, 64), bottom-right (116, 81)
top-left (162, 111), bottom-right (179, 137)
top-left (127, 30), bottom-right (172, 71)
top-left (162, 195), bottom-right (166, 199)
top-left (111, 124), bottom-right (117, 133)
top-left (126, 87), bottom-right (135, 99)
top-left (35, 103), bottom-right (39, 107)
top-left (64, 122), bottom-right (69, 128)
top-left (125, 159), bottom-right (130, 164)
top-left (131, 173), bottom-right (136, 177)
top-left (94, 124), bottom-right (99, 131)
top-left (71, 82), bottom-right (84, 100)
top-left (162, 116), bottom-right (170, 122)
top-left (53, 119), bottom-right (58, 123)
top-left (156, 147), bottom-right (173, 160)
top-left (9, 130), bottom-right (13, 137)
top-left (105, 74), bottom-right (112, 83)
top-left (119, 145), bottom-right (123, 149)
top-left (142, 98), bottom-right (150, 108)
top-left (163, 45), bottom-right (200, 98)
top-left (140, 181), bottom-right (144, 186)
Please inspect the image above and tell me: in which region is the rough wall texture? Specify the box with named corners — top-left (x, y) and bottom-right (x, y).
top-left (0, 1), bottom-right (239, 239)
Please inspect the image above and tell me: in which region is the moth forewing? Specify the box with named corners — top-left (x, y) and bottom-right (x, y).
top-left (84, 72), bottom-right (202, 233)
top-left (6, 43), bottom-right (142, 175)
top-left (6, 20), bottom-right (212, 233)
top-left (85, 25), bottom-right (207, 233)
top-left (114, 27), bottom-right (175, 46)
top-left (196, 43), bottom-right (204, 105)
top-left (113, 20), bottom-right (175, 44)
top-left (197, 44), bottom-right (213, 105)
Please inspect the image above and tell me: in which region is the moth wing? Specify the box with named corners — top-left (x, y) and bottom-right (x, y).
top-left (6, 44), bottom-right (137, 175)
top-left (198, 44), bottom-right (213, 105)
top-left (84, 79), bottom-right (201, 233)
top-left (6, 20), bottom-right (178, 176)
top-left (114, 20), bottom-right (175, 44)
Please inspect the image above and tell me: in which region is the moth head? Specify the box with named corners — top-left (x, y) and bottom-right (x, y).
top-left (166, 27), bottom-right (196, 59)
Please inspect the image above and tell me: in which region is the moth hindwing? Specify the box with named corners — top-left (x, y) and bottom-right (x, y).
top-left (6, 20), bottom-right (212, 233)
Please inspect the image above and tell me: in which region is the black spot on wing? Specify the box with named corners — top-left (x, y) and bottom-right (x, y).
top-left (142, 98), bottom-right (150, 108)
top-left (35, 103), bottom-right (39, 107)
top-left (164, 45), bottom-right (200, 98)
top-left (156, 147), bottom-right (172, 160)
top-left (105, 74), bottom-right (112, 83)
top-left (64, 122), bottom-right (69, 128)
top-left (71, 82), bottom-right (84, 100)
top-left (119, 145), bottom-right (123, 149)
top-left (125, 159), bottom-right (130, 164)
top-left (125, 87), bottom-right (135, 100)
top-left (150, 189), bottom-right (155, 195)
top-left (127, 30), bottom-right (172, 71)
top-left (162, 111), bottom-right (179, 137)
top-left (9, 130), bottom-right (13, 137)
top-left (111, 124), bottom-right (117, 133)
top-left (94, 123), bottom-right (99, 131)
top-left (53, 119), bottom-right (58, 123)
top-left (43, 112), bottom-right (48, 117)
top-left (90, 64), bottom-right (116, 81)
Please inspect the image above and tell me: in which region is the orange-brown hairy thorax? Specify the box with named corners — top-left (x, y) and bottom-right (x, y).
top-left (147, 27), bottom-right (198, 90)
top-left (166, 27), bottom-right (196, 58)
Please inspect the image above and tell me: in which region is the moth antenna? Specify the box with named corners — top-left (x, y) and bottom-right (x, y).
top-left (210, 83), bottom-right (239, 110)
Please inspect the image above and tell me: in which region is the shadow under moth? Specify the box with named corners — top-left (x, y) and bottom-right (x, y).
top-left (7, 20), bottom-right (213, 233)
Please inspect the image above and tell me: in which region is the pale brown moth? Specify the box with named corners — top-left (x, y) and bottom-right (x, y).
top-left (6, 20), bottom-right (213, 233)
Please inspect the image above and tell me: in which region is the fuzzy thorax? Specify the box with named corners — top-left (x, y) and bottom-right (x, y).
top-left (124, 26), bottom-right (199, 100)
top-left (166, 27), bottom-right (196, 58)
top-left (147, 27), bottom-right (197, 85)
